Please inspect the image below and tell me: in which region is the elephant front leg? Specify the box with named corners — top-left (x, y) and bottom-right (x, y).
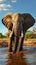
top-left (19, 32), bottom-right (25, 51)
top-left (9, 31), bottom-right (14, 52)
top-left (9, 37), bottom-right (12, 52)
top-left (13, 36), bottom-right (19, 53)
top-left (19, 37), bottom-right (24, 51)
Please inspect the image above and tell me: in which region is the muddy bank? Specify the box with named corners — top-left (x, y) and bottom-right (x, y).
top-left (0, 39), bottom-right (9, 47)
top-left (0, 39), bottom-right (36, 48)
top-left (24, 39), bottom-right (36, 46)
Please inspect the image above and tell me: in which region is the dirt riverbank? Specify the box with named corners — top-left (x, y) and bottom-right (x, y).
top-left (0, 39), bottom-right (36, 47)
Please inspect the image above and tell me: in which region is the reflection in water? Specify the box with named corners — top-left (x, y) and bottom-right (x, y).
top-left (0, 48), bottom-right (36, 65)
top-left (6, 52), bottom-right (28, 65)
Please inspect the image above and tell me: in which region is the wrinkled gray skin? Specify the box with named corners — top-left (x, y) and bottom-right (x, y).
top-left (2, 13), bottom-right (35, 53)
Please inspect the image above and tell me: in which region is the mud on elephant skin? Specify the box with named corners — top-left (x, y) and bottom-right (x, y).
top-left (2, 13), bottom-right (35, 53)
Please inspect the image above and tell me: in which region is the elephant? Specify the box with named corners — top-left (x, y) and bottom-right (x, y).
top-left (2, 13), bottom-right (35, 53)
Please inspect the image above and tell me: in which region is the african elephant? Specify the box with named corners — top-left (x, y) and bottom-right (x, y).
top-left (2, 13), bottom-right (35, 53)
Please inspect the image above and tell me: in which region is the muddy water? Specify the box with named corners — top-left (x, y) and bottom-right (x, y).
top-left (0, 47), bottom-right (36, 65)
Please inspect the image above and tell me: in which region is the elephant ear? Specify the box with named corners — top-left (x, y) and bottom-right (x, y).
top-left (5, 14), bottom-right (12, 19)
top-left (8, 22), bottom-right (13, 31)
top-left (23, 13), bottom-right (35, 26)
top-left (6, 14), bottom-right (13, 31)
top-left (2, 13), bottom-right (13, 31)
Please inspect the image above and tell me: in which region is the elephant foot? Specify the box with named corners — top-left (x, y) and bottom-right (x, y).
top-left (9, 47), bottom-right (12, 52)
top-left (19, 47), bottom-right (23, 51)
top-left (13, 49), bottom-right (16, 54)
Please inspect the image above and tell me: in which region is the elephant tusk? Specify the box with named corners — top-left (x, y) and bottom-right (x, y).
top-left (21, 31), bottom-right (24, 38)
